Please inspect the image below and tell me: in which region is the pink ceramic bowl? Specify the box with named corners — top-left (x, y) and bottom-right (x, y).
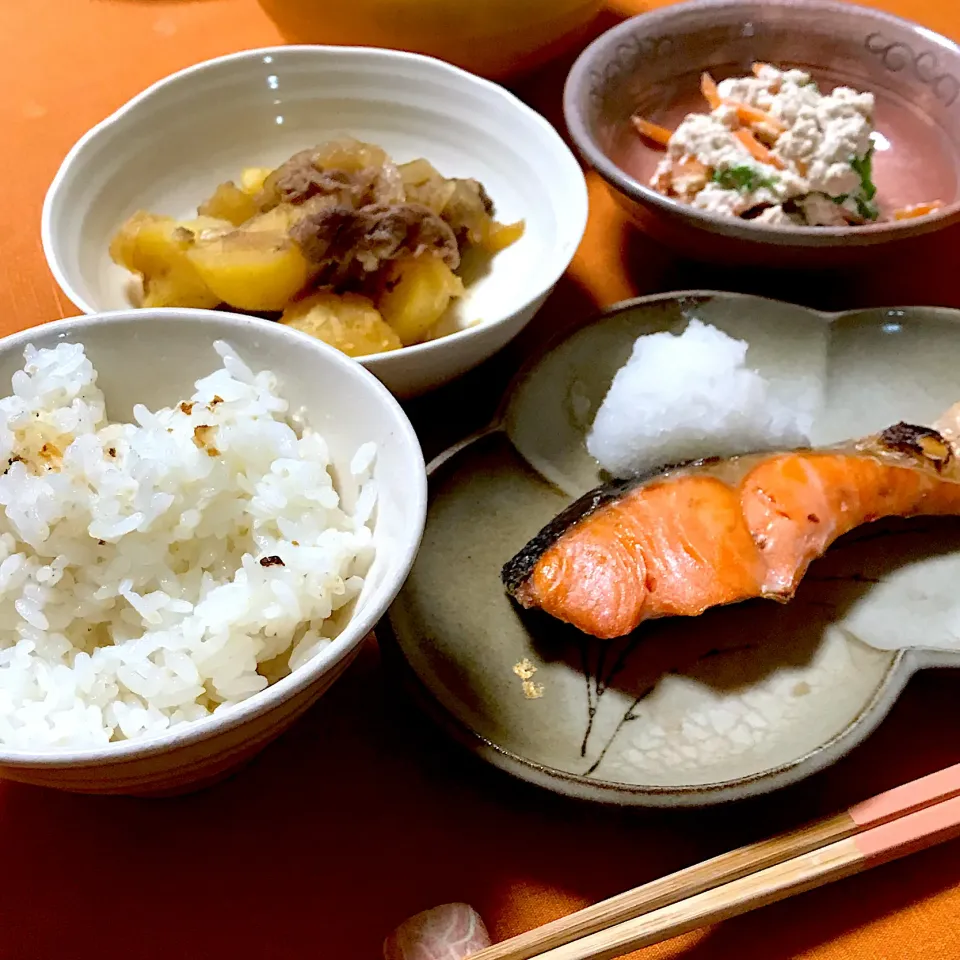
top-left (564, 0), bottom-right (960, 268)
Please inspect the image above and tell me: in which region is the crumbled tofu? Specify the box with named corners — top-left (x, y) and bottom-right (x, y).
top-left (754, 204), bottom-right (798, 225)
top-left (796, 192), bottom-right (850, 227)
top-left (774, 84), bottom-right (873, 198)
top-left (648, 64), bottom-right (877, 226)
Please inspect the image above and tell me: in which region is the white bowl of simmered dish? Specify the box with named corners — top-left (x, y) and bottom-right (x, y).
top-left (42, 46), bottom-right (588, 398)
top-left (0, 309), bottom-right (426, 795)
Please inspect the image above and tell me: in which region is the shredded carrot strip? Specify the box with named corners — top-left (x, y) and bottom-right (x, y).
top-left (893, 200), bottom-right (944, 220)
top-left (728, 101), bottom-right (786, 133)
top-left (700, 72), bottom-right (721, 109)
top-left (734, 128), bottom-right (785, 169)
top-left (677, 158), bottom-right (708, 177)
top-left (631, 116), bottom-right (673, 147)
top-left (701, 70), bottom-right (784, 133)
top-left (752, 62), bottom-right (773, 77)
top-left (653, 157), bottom-right (710, 198)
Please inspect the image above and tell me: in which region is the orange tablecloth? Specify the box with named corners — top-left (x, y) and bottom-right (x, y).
top-left (4, 2), bottom-right (960, 958)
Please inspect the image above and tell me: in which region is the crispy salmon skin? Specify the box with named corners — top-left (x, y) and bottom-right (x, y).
top-left (501, 421), bottom-right (960, 639)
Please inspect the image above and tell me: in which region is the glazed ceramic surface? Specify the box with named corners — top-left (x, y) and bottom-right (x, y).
top-left (564, 0), bottom-right (960, 268)
top-left (41, 46), bottom-right (588, 398)
top-left (0, 309), bottom-right (427, 795)
top-left (386, 292), bottom-right (960, 806)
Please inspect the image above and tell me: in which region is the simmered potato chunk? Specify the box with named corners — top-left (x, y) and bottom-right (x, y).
top-left (377, 255), bottom-right (465, 346)
top-left (240, 166), bottom-right (274, 196)
top-left (197, 181), bottom-right (259, 226)
top-left (108, 212), bottom-right (229, 309)
top-left (241, 204), bottom-right (301, 234)
top-left (280, 291), bottom-right (402, 357)
top-left (187, 230), bottom-right (311, 312)
top-left (108, 140), bottom-right (519, 334)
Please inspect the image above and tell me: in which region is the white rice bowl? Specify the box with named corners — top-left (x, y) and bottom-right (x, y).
top-left (0, 339), bottom-right (376, 751)
top-left (587, 319), bottom-right (815, 477)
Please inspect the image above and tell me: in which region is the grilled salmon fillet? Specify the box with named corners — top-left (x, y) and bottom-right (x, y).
top-left (501, 420), bottom-right (960, 639)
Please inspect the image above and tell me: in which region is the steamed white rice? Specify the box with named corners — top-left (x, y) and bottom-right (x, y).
top-left (586, 319), bottom-right (813, 477)
top-left (0, 340), bottom-right (376, 750)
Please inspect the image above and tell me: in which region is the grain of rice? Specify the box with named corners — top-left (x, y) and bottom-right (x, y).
top-left (0, 339), bottom-right (377, 750)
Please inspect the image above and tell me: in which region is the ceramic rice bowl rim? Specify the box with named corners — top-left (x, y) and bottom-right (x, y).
top-left (563, 0), bottom-right (960, 247)
top-left (385, 291), bottom-right (960, 806)
top-left (0, 309), bottom-right (427, 767)
top-left (41, 44), bottom-right (588, 367)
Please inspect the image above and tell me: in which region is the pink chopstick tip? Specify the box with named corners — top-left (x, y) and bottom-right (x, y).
top-left (848, 762), bottom-right (960, 828)
top-left (853, 793), bottom-right (960, 861)
top-left (384, 903), bottom-right (492, 960)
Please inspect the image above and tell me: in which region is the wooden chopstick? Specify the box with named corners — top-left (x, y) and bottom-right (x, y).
top-left (528, 793), bottom-right (960, 960)
top-left (469, 763), bottom-right (960, 960)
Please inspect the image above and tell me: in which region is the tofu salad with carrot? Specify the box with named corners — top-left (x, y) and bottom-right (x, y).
top-left (634, 63), bottom-right (942, 226)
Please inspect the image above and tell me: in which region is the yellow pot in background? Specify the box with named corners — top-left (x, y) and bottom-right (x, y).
top-left (257, 0), bottom-right (604, 80)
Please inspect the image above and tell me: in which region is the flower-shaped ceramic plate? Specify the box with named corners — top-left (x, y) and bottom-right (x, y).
top-left (384, 291), bottom-right (960, 806)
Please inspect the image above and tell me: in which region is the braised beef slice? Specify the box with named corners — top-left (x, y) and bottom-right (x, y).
top-left (258, 151), bottom-right (402, 211)
top-left (289, 206), bottom-right (355, 263)
top-left (291, 203), bottom-right (460, 278)
top-left (256, 150), bottom-right (315, 209)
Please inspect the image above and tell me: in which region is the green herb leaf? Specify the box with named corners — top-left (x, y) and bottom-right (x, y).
top-left (854, 195), bottom-right (879, 221)
top-left (850, 145), bottom-right (877, 202)
top-left (711, 165), bottom-right (777, 192)
top-left (829, 192), bottom-right (878, 223)
top-left (833, 146), bottom-right (880, 222)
